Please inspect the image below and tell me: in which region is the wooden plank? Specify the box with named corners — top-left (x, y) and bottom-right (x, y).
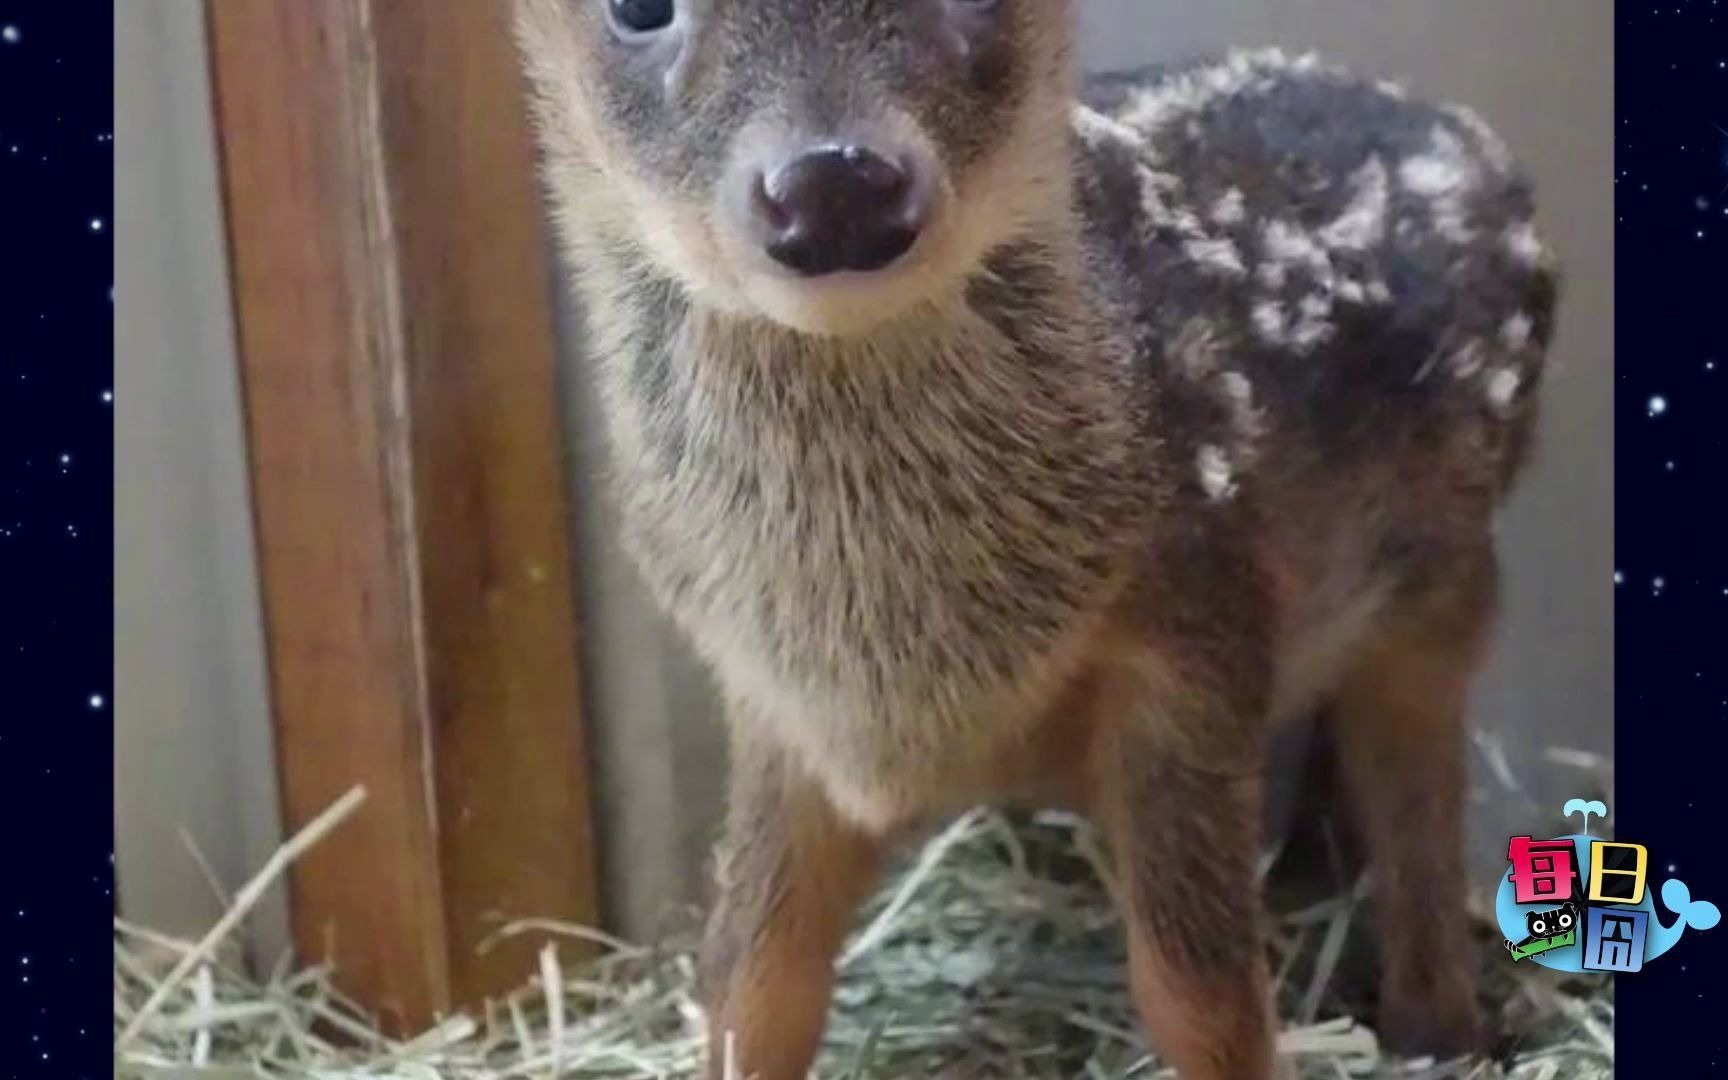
top-left (205, 0), bottom-right (597, 1030)
top-left (367, 0), bottom-right (601, 1004)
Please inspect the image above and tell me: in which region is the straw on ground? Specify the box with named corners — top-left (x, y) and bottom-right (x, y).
top-left (114, 789), bottom-right (1611, 1079)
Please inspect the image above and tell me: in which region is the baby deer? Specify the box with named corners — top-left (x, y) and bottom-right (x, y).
top-left (515, 3), bottom-right (1557, 1077)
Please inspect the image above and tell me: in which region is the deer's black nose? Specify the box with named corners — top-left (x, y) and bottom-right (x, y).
top-left (755, 145), bottom-right (924, 276)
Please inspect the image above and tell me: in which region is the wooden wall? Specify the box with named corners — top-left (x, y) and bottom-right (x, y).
top-left (205, 0), bottom-right (597, 1031)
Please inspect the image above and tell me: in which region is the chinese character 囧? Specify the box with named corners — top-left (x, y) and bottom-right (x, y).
top-left (1507, 836), bottom-right (1578, 904)
top-left (1583, 907), bottom-right (1648, 973)
top-left (1588, 841), bottom-right (1649, 905)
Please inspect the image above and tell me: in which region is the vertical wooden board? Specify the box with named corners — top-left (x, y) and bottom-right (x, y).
top-left (206, 0), bottom-right (598, 1026)
top-left (369, 0), bottom-right (601, 1000)
top-left (204, 1), bottom-right (452, 1031)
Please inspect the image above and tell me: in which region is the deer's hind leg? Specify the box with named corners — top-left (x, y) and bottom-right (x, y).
top-left (1328, 547), bottom-right (1497, 1057)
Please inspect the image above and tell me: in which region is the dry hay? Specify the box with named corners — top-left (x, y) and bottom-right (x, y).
top-left (114, 788), bottom-right (1613, 1079)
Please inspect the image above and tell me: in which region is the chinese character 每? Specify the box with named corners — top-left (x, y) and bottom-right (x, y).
top-left (1507, 836), bottom-right (1579, 904)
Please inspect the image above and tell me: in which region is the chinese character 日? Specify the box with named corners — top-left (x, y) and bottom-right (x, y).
top-left (1587, 841), bottom-right (1649, 905)
top-left (1583, 907), bottom-right (1648, 973)
top-left (1507, 836), bottom-right (1579, 904)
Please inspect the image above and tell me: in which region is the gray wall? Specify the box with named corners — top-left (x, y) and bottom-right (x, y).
top-left (114, 0), bottom-right (287, 965)
top-left (556, 0), bottom-right (1614, 935)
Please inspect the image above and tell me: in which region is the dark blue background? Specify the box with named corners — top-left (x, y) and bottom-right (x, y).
top-left (0, 4), bottom-right (113, 1077)
top-left (1613, 2), bottom-right (1728, 1073)
top-left (0, 1), bottom-right (1722, 1075)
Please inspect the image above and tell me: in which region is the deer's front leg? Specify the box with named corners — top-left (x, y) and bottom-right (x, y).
top-left (698, 726), bottom-right (886, 1080)
top-left (1087, 669), bottom-right (1278, 1080)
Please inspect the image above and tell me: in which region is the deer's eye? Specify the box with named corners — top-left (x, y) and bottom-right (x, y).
top-left (607, 0), bottom-right (675, 37)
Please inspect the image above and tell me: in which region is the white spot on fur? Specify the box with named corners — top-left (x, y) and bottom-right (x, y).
top-left (1251, 296), bottom-right (1331, 353)
top-left (1216, 371), bottom-right (1265, 444)
top-left (1291, 295), bottom-right (1335, 351)
top-left (1119, 49), bottom-right (1333, 151)
top-left (1448, 340), bottom-right (1487, 379)
top-left (1212, 188), bottom-right (1247, 226)
top-left (1501, 312), bottom-right (1534, 351)
top-left (1375, 79), bottom-right (1409, 101)
top-left (1486, 367), bottom-right (1522, 413)
top-left (1252, 300), bottom-right (1287, 344)
top-left (1254, 220), bottom-right (1344, 349)
top-left (1319, 157), bottom-right (1390, 251)
top-left (1071, 104), bottom-right (1145, 150)
top-left (1442, 103), bottom-right (1514, 175)
top-left (1197, 445), bottom-right (1237, 501)
top-left (1262, 220), bottom-right (1331, 273)
top-left (1399, 126), bottom-right (1479, 241)
top-left (1400, 131), bottom-right (1472, 196)
top-left (1218, 370), bottom-right (1253, 408)
top-left (1421, 336), bottom-right (1488, 383)
top-left (1134, 165), bottom-right (1206, 238)
top-left (1184, 237), bottom-right (1247, 277)
top-left (1503, 222), bottom-right (1547, 268)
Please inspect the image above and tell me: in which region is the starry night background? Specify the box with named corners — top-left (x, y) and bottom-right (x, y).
top-left (0, 3), bottom-right (112, 1078)
top-left (1614, 1), bottom-right (1728, 1073)
top-left (0, 1), bottom-right (1724, 1076)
